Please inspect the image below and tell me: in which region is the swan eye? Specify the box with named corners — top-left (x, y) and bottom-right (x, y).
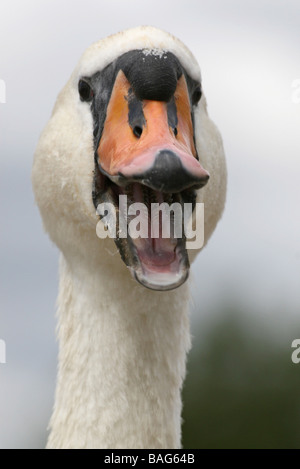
top-left (192, 85), bottom-right (202, 105)
top-left (78, 79), bottom-right (94, 102)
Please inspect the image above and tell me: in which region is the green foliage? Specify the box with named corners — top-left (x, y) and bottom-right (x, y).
top-left (182, 310), bottom-right (300, 449)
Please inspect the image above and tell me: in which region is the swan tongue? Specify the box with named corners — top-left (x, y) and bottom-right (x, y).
top-left (131, 248), bottom-right (189, 291)
top-left (118, 183), bottom-right (190, 291)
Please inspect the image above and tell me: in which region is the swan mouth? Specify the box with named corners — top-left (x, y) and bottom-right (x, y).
top-left (91, 67), bottom-right (208, 290)
top-left (93, 167), bottom-right (197, 291)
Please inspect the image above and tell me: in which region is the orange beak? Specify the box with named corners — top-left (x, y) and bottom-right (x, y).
top-left (97, 70), bottom-right (209, 193)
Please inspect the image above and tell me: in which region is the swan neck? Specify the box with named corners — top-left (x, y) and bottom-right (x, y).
top-left (47, 254), bottom-right (191, 449)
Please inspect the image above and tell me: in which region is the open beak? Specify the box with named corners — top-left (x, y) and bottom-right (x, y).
top-left (94, 70), bottom-right (209, 290)
top-left (97, 70), bottom-right (209, 191)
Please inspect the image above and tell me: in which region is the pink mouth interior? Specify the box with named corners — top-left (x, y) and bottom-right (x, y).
top-left (117, 183), bottom-right (188, 289)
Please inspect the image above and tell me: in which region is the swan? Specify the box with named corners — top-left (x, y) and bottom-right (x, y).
top-left (32, 26), bottom-right (226, 449)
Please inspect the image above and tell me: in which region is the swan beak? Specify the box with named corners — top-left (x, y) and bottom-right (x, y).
top-left (94, 70), bottom-right (209, 291)
top-left (96, 70), bottom-right (209, 192)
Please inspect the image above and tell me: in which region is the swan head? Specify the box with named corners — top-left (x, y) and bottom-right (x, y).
top-left (32, 26), bottom-right (226, 291)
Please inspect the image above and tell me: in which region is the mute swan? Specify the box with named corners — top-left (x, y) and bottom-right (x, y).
top-left (32, 26), bottom-right (226, 449)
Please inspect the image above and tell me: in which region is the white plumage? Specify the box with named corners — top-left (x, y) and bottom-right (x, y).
top-left (32, 26), bottom-right (226, 449)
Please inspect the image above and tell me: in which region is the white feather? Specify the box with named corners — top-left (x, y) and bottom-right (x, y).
top-left (32, 26), bottom-right (226, 449)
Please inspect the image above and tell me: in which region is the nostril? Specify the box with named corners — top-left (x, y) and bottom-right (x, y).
top-left (133, 126), bottom-right (143, 138)
top-left (173, 127), bottom-right (178, 137)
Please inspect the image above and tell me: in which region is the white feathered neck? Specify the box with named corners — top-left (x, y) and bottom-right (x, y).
top-left (32, 26), bottom-right (226, 449)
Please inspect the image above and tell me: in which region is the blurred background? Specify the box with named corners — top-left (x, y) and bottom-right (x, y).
top-left (0, 0), bottom-right (299, 449)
